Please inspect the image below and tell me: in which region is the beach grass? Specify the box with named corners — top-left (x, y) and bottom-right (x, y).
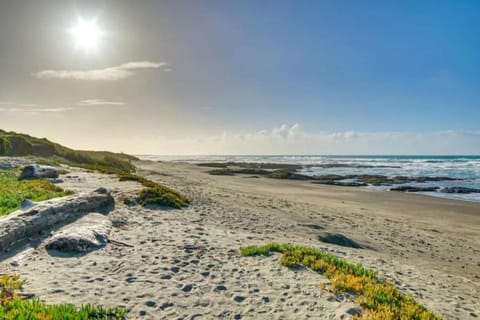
top-left (118, 173), bottom-right (190, 208)
top-left (0, 274), bottom-right (125, 319)
top-left (137, 186), bottom-right (190, 208)
top-left (0, 170), bottom-right (72, 216)
top-left (240, 243), bottom-right (442, 320)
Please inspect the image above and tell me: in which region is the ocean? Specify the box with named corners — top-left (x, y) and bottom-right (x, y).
top-left (138, 155), bottom-right (480, 202)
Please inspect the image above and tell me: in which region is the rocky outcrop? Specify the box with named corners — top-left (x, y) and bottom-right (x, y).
top-left (0, 188), bottom-right (113, 251)
top-left (18, 165), bottom-right (59, 180)
top-left (440, 187), bottom-right (480, 194)
top-left (44, 213), bottom-right (112, 253)
top-left (312, 181), bottom-right (368, 187)
top-left (390, 186), bottom-right (440, 192)
top-left (269, 170), bottom-right (311, 180)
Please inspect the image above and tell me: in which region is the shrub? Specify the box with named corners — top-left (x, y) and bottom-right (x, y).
top-left (138, 187), bottom-right (190, 208)
top-left (118, 173), bottom-right (190, 208)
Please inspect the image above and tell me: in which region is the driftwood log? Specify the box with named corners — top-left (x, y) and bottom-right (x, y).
top-left (0, 188), bottom-right (113, 251)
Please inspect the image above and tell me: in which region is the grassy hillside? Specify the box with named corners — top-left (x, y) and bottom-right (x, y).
top-left (0, 129), bottom-right (137, 172)
top-left (0, 129), bottom-right (190, 210)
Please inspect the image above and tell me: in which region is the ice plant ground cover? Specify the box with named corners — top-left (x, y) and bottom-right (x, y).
top-left (241, 243), bottom-right (442, 320)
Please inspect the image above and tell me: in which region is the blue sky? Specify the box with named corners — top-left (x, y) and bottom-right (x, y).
top-left (0, 1), bottom-right (479, 154)
top-left (183, 0), bottom-right (480, 132)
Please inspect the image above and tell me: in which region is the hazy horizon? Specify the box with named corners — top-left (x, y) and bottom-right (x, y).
top-left (1, 1), bottom-right (479, 155)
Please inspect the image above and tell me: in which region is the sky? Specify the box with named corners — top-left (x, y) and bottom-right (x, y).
top-left (0, 0), bottom-right (479, 155)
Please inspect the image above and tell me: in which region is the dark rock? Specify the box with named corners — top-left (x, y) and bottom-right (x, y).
top-left (414, 176), bottom-right (460, 182)
top-left (390, 186), bottom-right (440, 192)
top-left (318, 233), bottom-right (364, 249)
top-left (232, 168), bottom-right (270, 175)
top-left (197, 163), bottom-right (229, 168)
top-left (441, 187), bottom-right (480, 194)
top-left (311, 174), bottom-right (346, 181)
top-left (208, 169), bottom-right (235, 176)
top-left (312, 181), bottom-right (367, 187)
top-left (355, 175), bottom-right (391, 185)
top-left (18, 165), bottom-right (59, 180)
top-left (269, 170), bottom-right (310, 180)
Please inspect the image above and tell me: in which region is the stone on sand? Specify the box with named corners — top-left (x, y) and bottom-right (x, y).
top-left (18, 165), bottom-right (59, 180)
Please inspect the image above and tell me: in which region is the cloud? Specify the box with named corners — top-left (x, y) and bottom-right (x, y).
top-left (0, 99), bottom-right (127, 114)
top-left (0, 101), bottom-right (41, 108)
top-left (0, 107), bottom-right (73, 113)
top-left (328, 130), bottom-right (359, 140)
top-left (121, 124), bottom-right (480, 155)
top-left (35, 61), bottom-right (167, 81)
top-left (270, 123), bottom-right (301, 139)
top-left (77, 99), bottom-right (125, 106)
top-left (0, 101), bottom-right (78, 114)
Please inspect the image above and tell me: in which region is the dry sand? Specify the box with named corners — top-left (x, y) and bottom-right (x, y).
top-left (1, 160), bottom-right (479, 319)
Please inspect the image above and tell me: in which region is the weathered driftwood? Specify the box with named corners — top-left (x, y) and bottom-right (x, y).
top-left (0, 188), bottom-right (113, 251)
top-left (44, 213), bottom-right (112, 253)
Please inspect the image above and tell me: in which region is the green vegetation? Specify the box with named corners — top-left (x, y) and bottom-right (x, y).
top-left (0, 129), bottom-right (189, 209)
top-left (138, 187), bottom-right (189, 208)
top-left (240, 243), bottom-right (442, 320)
top-left (0, 274), bottom-right (125, 319)
top-left (0, 130), bottom-right (136, 173)
top-left (0, 170), bottom-right (72, 216)
top-left (118, 173), bottom-right (189, 208)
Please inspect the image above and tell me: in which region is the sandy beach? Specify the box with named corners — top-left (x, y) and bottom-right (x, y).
top-left (1, 160), bottom-right (479, 319)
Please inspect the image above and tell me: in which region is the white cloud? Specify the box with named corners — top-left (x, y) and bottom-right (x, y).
top-left (0, 107), bottom-right (73, 113)
top-left (0, 101), bottom-right (41, 108)
top-left (0, 99), bottom-right (125, 114)
top-left (121, 124), bottom-right (480, 155)
top-left (271, 123), bottom-right (301, 139)
top-left (35, 61), bottom-right (167, 81)
top-left (77, 99), bottom-right (125, 106)
top-left (328, 130), bottom-right (359, 140)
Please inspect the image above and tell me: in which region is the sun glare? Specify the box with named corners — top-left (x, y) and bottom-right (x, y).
top-left (69, 18), bottom-right (103, 54)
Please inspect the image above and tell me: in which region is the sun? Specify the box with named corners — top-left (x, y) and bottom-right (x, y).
top-left (69, 18), bottom-right (103, 54)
